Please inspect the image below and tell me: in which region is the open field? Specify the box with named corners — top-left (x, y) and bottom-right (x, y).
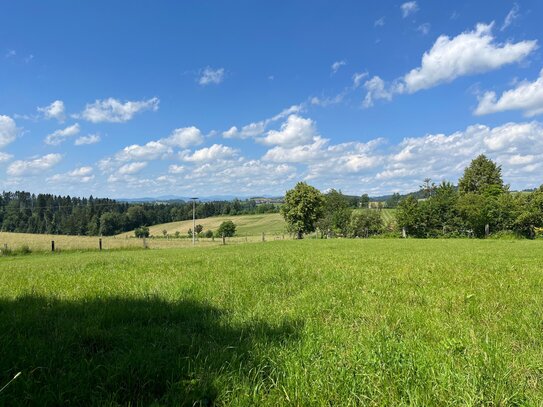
top-left (1, 240), bottom-right (543, 405)
top-left (0, 231), bottom-right (279, 253)
top-left (118, 212), bottom-right (287, 238)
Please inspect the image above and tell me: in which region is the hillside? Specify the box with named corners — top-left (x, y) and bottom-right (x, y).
top-left (119, 212), bottom-right (287, 238)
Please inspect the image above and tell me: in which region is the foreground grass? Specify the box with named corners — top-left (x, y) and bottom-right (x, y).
top-left (1, 240), bottom-right (542, 405)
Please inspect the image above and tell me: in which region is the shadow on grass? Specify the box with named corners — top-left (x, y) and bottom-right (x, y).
top-left (0, 296), bottom-right (301, 406)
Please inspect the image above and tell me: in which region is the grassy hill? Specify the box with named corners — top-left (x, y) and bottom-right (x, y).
top-left (119, 212), bottom-right (287, 238)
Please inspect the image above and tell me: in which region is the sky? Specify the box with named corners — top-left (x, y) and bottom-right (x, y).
top-left (1, 1), bottom-right (543, 198)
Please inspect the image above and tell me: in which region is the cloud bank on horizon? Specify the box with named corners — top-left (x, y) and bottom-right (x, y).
top-left (1, 1), bottom-right (543, 198)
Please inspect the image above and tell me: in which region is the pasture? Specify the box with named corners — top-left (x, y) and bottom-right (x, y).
top-left (1, 239), bottom-right (542, 405)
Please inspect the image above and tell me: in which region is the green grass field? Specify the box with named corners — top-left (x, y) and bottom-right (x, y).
top-left (118, 212), bottom-right (287, 238)
top-left (1, 239), bottom-right (542, 405)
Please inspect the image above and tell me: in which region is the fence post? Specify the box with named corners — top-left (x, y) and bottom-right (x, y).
top-left (99, 238), bottom-right (102, 251)
top-left (143, 238), bottom-right (148, 249)
top-left (402, 228), bottom-right (407, 238)
top-left (262, 232), bottom-right (265, 242)
top-left (222, 235), bottom-right (225, 245)
top-left (51, 240), bottom-right (55, 252)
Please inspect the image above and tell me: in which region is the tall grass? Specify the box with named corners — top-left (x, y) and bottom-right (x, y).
top-left (1, 239), bottom-right (542, 405)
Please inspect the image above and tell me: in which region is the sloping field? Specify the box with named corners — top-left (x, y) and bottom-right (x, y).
top-left (118, 212), bottom-right (287, 238)
top-left (1, 240), bottom-right (542, 405)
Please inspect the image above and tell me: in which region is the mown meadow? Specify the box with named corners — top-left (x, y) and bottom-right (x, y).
top-left (1, 239), bottom-right (542, 405)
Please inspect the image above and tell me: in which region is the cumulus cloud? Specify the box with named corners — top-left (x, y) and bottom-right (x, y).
top-left (118, 161), bottom-right (147, 175)
top-left (77, 97), bottom-right (159, 123)
top-left (363, 76), bottom-right (394, 107)
top-left (401, 1), bottom-right (418, 18)
top-left (402, 23), bottom-right (536, 93)
top-left (75, 134), bottom-right (101, 145)
top-left (163, 127), bottom-right (204, 148)
top-left (180, 144), bottom-right (238, 162)
top-left (0, 152), bottom-right (13, 162)
top-left (363, 23), bottom-right (537, 106)
top-left (7, 153), bottom-right (62, 176)
top-left (261, 115), bottom-right (318, 147)
top-left (115, 141), bottom-right (172, 161)
top-left (37, 100), bottom-right (65, 122)
top-left (168, 164), bottom-right (185, 174)
top-left (0, 115), bottom-right (18, 148)
top-left (198, 67), bottom-right (225, 85)
top-left (222, 104), bottom-right (303, 139)
top-left (474, 69), bottom-right (543, 117)
top-left (331, 60), bottom-right (346, 74)
top-left (374, 17), bottom-right (385, 27)
top-left (45, 123), bottom-right (80, 145)
top-left (48, 166), bottom-right (94, 183)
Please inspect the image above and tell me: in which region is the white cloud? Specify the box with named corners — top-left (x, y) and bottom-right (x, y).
top-left (363, 23), bottom-right (538, 105)
top-left (401, 1), bottom-right (418, 18)
top-left (163, 126), bottom-right (204, 148)
top-left (363, 76), bottom-right (393, 107)
top-left (501, 3), bottom-right (520, 31)
top-left (115, 140), bottom-right (172, 161)
top-left (417, 23), bottom-right (431, 35)
top-left (222, 104), bottom-right (304, 140)
top-left (263, 137), bottom-right (328, 163)
top-left (48, 166), bottom-right (94, 184)
top-left (475, 69), bottom-right (543, 117)
top-left (37, 100), bottom-right (65, 122)
top-left (374, 17), bottom-right (385, 27)
top-left (78, 97), bottom-right (159, 123)
top-left (7, 153), bottom-right (62, 176)
top-left (261, 115), bottom-right (317, 147)
top-left (0, 152), bottom-right (13, 162)
top-left (402, 23), bottom-right (537, 93)
top-left (45, 123), bottom-right (80, 145)
top-left (181, 144), bottom-right (238, 162)
top-left (75, 134), bottom-right (101, 145)
top-left (198, 67), bottom-right (225, 85)
top-left (168, 164), bottom-right (185, 174)
top-left (352, 72), bottom-right (369, 88)
top-left (118, 161), bottom-right (147, 175)
top-left (331, 60), bottom-right (346, 74)
top-left (0, 115), bottom-right (18, 148)
top-left (5, 50), bottom-right (16, 58)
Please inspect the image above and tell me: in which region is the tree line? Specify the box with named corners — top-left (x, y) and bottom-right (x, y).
top-left (0, 192), bottom-right (278, 236)
top-left (281, 155), bottom-right (543, 239)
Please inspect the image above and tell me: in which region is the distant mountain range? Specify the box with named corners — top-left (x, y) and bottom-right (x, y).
top-left (116, 195), bottom-right (282, 203)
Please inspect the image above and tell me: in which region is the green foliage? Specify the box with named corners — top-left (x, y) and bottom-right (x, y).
top-left (317, 189), bottom-right (352, 237)
top-left (349, 210), bottom-right (383, 237)
top-left (385, 192), bottom-right (402, 208)
top-left (195, 224), bottom-right (204, 235)
top-left (281, 182), bottom-right (324, 239)
top-left (458, 155), bottom-right (505, 194)
top-left (359, 194), bottom-right (370, 208)
top-left (204, 230), bottom-right (214, 238)
top-left (396, 196), bottom-right (421, 237)
top-left (217, 220), bottom-right (236, 237)
top-left (134, 226), bottom-right (150, 238)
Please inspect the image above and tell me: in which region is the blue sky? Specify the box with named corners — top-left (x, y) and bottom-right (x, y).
top-left (1, 1), bottom-right (543, 198)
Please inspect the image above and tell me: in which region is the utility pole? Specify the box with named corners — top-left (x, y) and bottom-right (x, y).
top-left (190, 197), bottom-right (198, 245)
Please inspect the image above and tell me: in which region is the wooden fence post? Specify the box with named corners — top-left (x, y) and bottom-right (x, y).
top-left (51, 240), bottom-right (55, 252)
top-left (222, 235), bottom-right (225, 245)
top-left (485, 224), bottom-right (490, 237)
top-left (99, 238), bottom-right (102, 251)
top-left (402, 228), bottom-right (407, 238)
top-left (262, 232), bottom-right (265, 242)
top-left (143, 238), bottom-right (148, 249)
